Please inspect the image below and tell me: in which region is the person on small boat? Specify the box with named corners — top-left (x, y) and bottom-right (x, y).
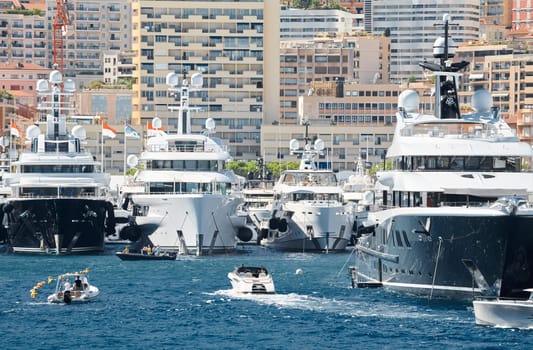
top-left (153, 244), bottom-right (161, 256)
top-left (146, 245), bottom-right (153, 255)
top-left (63, 279), bottom-right (71, 291)
top-left (73, 276), bottom-right (83, 291)
top-left (141, 246), bottom-right (147, 254)
top-left (123, 247), bottom-right (129, 254)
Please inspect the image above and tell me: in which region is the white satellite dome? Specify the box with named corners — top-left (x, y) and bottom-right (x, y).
top-left (190, 73), bottom-right (203, 89)
top-left (471, 89), bottom-right (493, 113)
top-left (205, 118), bottom-right (215, 131)
top-left (289, 139), bottom-right (300, 151)
top-left (152, 117), bottom-right (162, 129)
top-left (25, 125), bottom-right (41, 139)
top-left (314, 138), bottom-right (324, 151)
top-left (126, 154), bottom-right (139, 168)
top-left (433, 36), bottom-right (457, 59)
top-left (49, 70), bottom-right (63, 84)
top-left (166, 72), bottom-right (179, 87)
top-left (398, 90), bottom-right (419, 113)
top-left (71, 125), bottom-right (87, 140)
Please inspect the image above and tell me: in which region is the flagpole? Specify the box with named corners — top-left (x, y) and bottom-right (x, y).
top-left (101, 124), bottom-right (104, 173)
top-left (123, 121), bottom-right (127, 178)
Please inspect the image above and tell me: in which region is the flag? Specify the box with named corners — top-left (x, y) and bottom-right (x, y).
top-left (102, 123), bottom-right (117, 138)
top-left (10, 121), bottom-right (20, 138)
top-left (147, 121), bottom-right (165, 137)
top-left (124, 124), bottom-right (141, 139)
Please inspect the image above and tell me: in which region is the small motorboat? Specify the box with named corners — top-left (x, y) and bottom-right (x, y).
top-left (115, 250), bottom-right (177, 261)
top-left (47, 271), bottom-right (99, 304)
top-left (227, 265), bottom-right (275, 294)
top-left (473, 289), bottom-right (533, 328)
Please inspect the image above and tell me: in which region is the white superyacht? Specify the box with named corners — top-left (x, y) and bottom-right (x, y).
top-left (260, 133), bottom-right (352, 252)
top-left (123, 73), bottom-right (246, 255)
top-left (352, 15), bottom-right (533, 299)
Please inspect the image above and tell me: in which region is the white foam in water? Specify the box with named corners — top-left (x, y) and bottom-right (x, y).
top-left (209, 289), bottom-right (436, 320)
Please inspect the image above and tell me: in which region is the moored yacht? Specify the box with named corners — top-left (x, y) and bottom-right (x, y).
top-left (352, 15), bottom-right (533, 299)
top-left (260, 130), bottom-right (352, 252)
top-left (122, 73), bottom-right (247, 255)
top-left (1, 71), bottom-right (115, 254)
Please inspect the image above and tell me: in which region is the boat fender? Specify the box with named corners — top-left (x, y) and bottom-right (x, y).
top-left (278, 219), bottom-right (288, 232)
top-left (104, 202), bottom-right (116, 235)
top-left (268, 218), bottom-right (279, 230)
top-left (63, 290), bottom-right (72, 304)
top-left (237, 226), bottom-right (254, 242)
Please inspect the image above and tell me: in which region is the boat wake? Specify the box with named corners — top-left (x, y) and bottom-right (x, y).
top-left (209, 289), bottom-right (438, 320)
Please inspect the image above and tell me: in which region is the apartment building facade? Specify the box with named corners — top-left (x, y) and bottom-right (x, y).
top-left (279, 34), bottom-right (390, 124)
top-left (131, 0), bottom-right (280, 160)
top-left (369, 0), bottom-right (480, 82)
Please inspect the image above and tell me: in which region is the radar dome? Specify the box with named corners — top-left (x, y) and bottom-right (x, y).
top-left (64, 79), bottom-right (76, 93)
top-left (205, 118), bottom-right (215, 131)
top-left (314, 138), bottom-right (325, 151)
top-left (166, 72), bottom-right (179, 87)
top-left (190, 73), bottom-right (203, 89)
top-left (126, 154), bottom-right (139, 168)
top-left (398, 90), bottom-right (419, 113)
top-left (25, 125), bottom-right (41, 140)
top-left (49, 70), bottom-right (63, 84)
top-left (471, 89), bottom-right (492, 113)
top-left (36, 79), bottom-right (49, 92)
top-left (71, 125), bottom-right (87, 140)
top-left (433, 36), bottom-right (457, 59)
top-left (152, 117), bottom-right (162, 129)
top-left (289, 139), bottom-right (300, 151)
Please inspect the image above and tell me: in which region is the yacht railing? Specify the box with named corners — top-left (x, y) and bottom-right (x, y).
top-left (401, 123), bottom-right (512, 139)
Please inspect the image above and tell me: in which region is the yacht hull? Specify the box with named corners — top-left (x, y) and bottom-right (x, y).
top-left (262, 203), bottom-right (351, 252)
top-left (131, 193), bottom-right (243, 255)
top-left (353, 208), bottom-right (533, 299)
top-left (473, 299), bottom-right (533, 328)
top-left (2, 198), bottom-right (113, 254)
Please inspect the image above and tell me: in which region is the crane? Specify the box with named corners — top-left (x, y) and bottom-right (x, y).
top-left (53, 0), bottom-right (71, 74)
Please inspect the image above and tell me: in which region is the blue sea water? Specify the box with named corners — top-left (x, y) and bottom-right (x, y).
top-left (1, 245), bottom-right (532, 350)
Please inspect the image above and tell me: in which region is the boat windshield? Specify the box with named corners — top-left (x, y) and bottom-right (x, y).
top-left (280, 172), bottom-right (337, 186)
top-left (20, 186), bottom-right (97, 198)
top-left (147, 181), bottom-right (232, 195)
top-left (21, 164), bottom-right (95, 173)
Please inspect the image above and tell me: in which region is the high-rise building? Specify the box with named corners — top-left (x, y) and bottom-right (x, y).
top-left (46, 0), bottom-right (133, 88)
top-left (279, 34), bottom-right (390, 123)
top-left (131, 0), bottom-right (280, 160)
top-left (0, 12), bottom-right (48, 68)
top-left (369, 0), bottom-right (479, 82)
top-left (280, 7), bottom-right (363, 39)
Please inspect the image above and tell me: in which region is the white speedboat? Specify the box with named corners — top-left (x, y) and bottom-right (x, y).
top-left (1, 70), bottom-right (115, 254)
top-left (122, 73), bottom-right (247, 255)
top-left (227, 265), bottom-right (275, 294)
top-left (260, 132), bottom-right (352, 252)
top-left (352, 15), bottom-right (533, 299)
top-left (47, 271), bottom-right (99, 304)
top-left (473, 289), bottom-right (533, 328)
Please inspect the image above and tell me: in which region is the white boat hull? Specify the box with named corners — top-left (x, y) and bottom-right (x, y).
top-left (473, 299), bottom-right (533, 328)
top-left (132, 193), bottom-right (243, 255)
top-left (47, 286), bottom-right (100, 304)
top-left (263, 201), bottom-right (351, 252)
top-left (227, 272), bottom-right (275, 294)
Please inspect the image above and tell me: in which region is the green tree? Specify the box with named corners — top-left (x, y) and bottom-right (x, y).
top-left (225, 160), bottom-right (259, 178)
top-left (266, 161), bottom-right (300, 178)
